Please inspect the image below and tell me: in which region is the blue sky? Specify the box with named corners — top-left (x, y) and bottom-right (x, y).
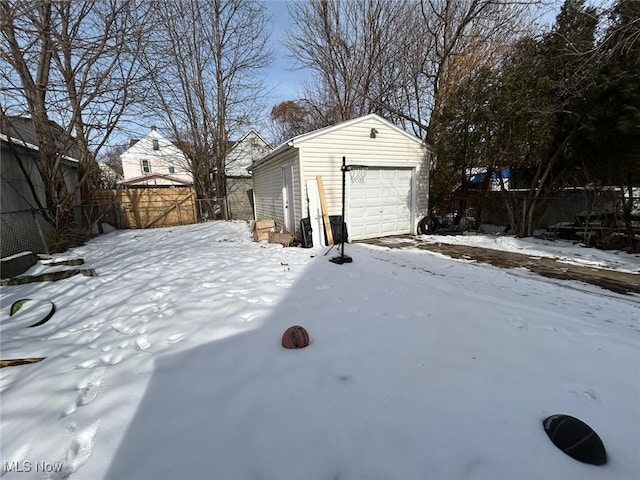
top-left (111, 0), bottom-right (588, 148)
top-left (109, 1), bottom-right (310, 148)
top-left (263, 1), bottom-right (312, 108)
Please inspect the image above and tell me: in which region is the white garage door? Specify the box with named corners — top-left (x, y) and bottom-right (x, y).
top-left (349, 168), bottom-right (413, 240)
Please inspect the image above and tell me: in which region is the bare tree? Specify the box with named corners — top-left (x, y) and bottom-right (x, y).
top-left (420, 1), bottom-right (532, 138)
top-left (1, 0), bottom-right (155, 247)
top-left (144, 0), bottom-right (273, 219)
top-left (286, 0), bottom-right (412, 123)
top-left (285, 0), bottom-right (534, 141)
top-left (270, 100), bottom-right (314, 144)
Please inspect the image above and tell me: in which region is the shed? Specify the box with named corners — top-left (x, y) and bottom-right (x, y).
top-left (251, 113), bottom-right (431, 242)
top-left (1, 117), bottom-right (81, 258)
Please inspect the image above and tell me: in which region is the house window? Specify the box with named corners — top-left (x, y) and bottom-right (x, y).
top-left (141, 159), bottom-right (151, 173)
top-left (168, 166), bottom-right (175, 174)
top-left (152, 139), bottom-right (160, 150)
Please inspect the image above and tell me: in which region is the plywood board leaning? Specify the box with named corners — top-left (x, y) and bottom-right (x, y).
top-left (306, 179), bottom-right (324, 247)
top-left (316, 176), bottom-right (333, 246)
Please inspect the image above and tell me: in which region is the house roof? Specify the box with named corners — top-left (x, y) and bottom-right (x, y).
top-left (225, 128), bottom-right (273, 177)
top-left (226, 129), bottom-right (271, 155)
top-left (0, 133), bottom-right (80, 167)
top-left (0, 116), bottom-right (81, 166)
top-left (250, 113), bottom-right (428, 170)
top-left (120, 127), bottom-right (187, 159)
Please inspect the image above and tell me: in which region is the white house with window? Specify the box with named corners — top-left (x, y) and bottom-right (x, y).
top-left (119, 126), bottom-right (193, 187)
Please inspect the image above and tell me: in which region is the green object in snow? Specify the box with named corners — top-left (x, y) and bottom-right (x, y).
top-left (8, 298), bottom-right (56, 327)
top-left (10, 299), bottom-right (30, 316)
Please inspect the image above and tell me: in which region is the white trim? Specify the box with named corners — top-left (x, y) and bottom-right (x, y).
top-left (291, 113), bottom-right (424, 147)
top-left (306, 179), bottom-right (324, 247)
top-left (281, 164), bottom-right (295, 232)
top-left (226, 129), bottom-right (272, 155)
top-left (411, 167), bottom-right (418, 235)
top-left (250, 143), bottom-right (295, 170)
top-left (345, 160), bottom-right (421, 169)
top-left (118, 173), bottom-right (193, 186)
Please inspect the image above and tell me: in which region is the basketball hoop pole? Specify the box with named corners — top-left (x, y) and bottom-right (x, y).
top-left (330, 156), bottom-right (352, 265)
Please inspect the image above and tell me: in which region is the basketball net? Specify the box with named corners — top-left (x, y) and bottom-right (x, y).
top-left (348, 165), bottom-right (367, 184)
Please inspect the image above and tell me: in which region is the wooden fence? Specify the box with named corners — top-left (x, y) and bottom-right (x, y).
top-left (89, 188), bottom-right (198, 229)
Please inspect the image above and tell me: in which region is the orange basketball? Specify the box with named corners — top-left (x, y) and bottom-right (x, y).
top-left (282, 326), bottom-right (310, 349)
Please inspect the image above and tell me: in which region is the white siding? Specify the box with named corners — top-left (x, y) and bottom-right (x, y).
top-left (296, 116), bottom-right (427, 237)
top-left (225, 130), bottom-right (272, 177)
top-left (120, 129), bottom-right (192, 184)
top-left (252, 148), bottom-right (300, 232)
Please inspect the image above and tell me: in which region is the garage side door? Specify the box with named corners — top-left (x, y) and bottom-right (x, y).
top-left (349, 168), bottom-right (413, 240)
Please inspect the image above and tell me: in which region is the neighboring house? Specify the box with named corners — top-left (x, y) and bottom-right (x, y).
top-left (118, 125), bottom-right (269, 220)
top-left (0, 116), bottom-right (81, 257)
top-left (251, 113), bottom-right (432, 242)
top-left (225, 129), bottom-right (272, 220)
top-left (119, 126), bottom-right (192, 187)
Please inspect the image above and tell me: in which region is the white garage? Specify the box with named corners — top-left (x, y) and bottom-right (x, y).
top-left (251, 114), bottom-right (432, 243)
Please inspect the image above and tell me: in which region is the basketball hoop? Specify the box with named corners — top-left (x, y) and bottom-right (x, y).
top-left (331, 156), bottom-right (358, 265)
top-left (346, 165), bottom-right (367, 184)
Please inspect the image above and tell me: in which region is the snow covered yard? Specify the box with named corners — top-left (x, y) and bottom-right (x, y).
top-left (1, 221), bottom-right (639, 480)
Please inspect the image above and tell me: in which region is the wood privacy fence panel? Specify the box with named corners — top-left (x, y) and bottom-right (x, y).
top-left (89, 188), bottom-right (197, 229)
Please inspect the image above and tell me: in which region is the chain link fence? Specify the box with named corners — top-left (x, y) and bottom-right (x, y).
top-left (195, 198), bottom-right (222, 221)
top-left (1, 209), bottom-right (52, 258)
top-left (2, 192), bottom-right (248, 259)
top-left (477, 188), bottom-right (626, 228)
